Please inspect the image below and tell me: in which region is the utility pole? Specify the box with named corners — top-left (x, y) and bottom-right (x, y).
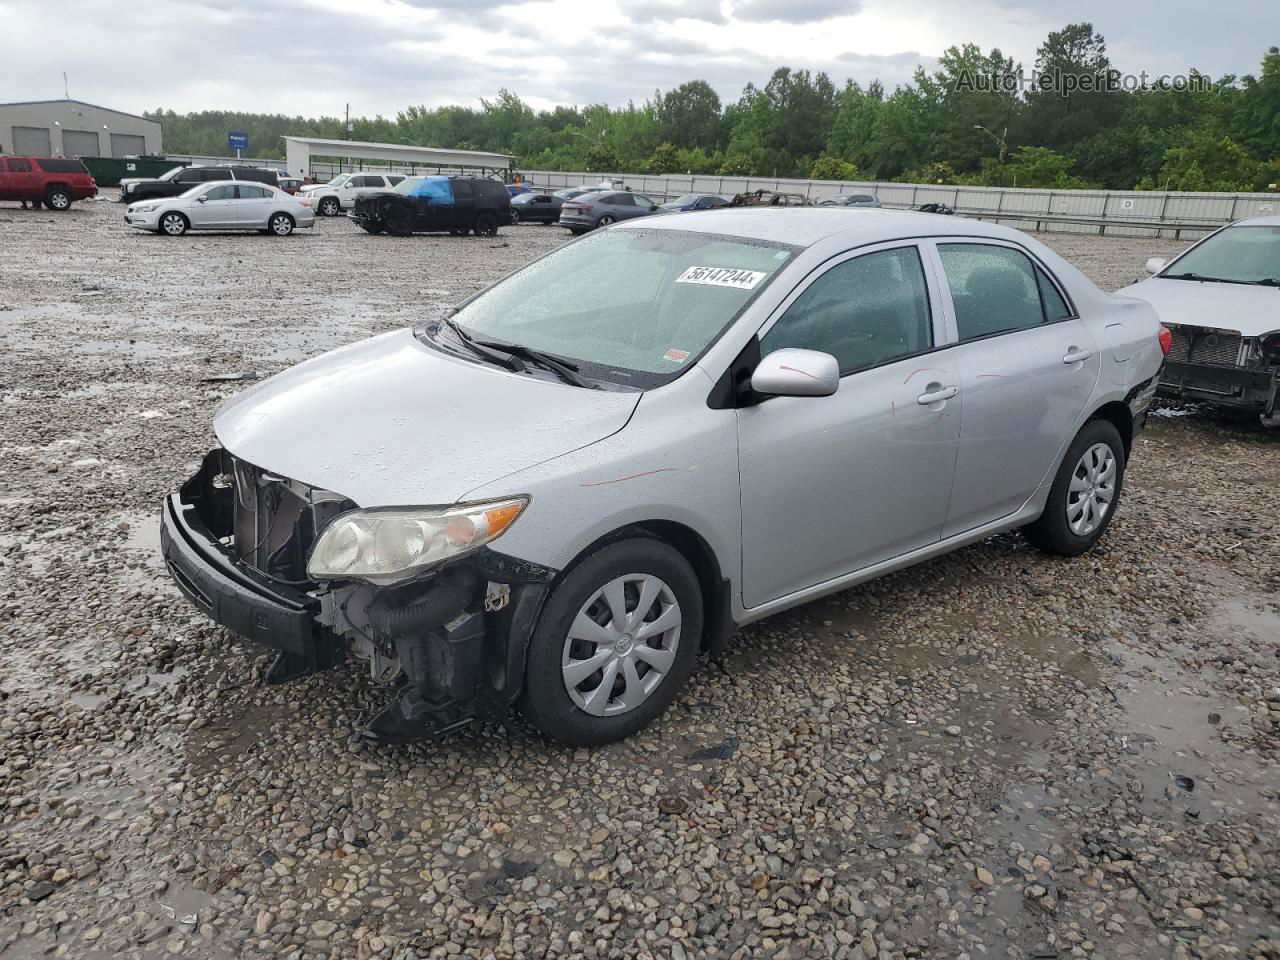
top-left (345, 103), bottom-right (352, 140)
top-left (63, 72), bottom-right (69, 99)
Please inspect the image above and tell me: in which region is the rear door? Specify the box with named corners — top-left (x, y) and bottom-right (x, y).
top-left (928, 240), bottom-right (1101, 537)
top-left (232, 184), bottom-right (273, 227)
top-left (449, 179), bottom-right (476, 229)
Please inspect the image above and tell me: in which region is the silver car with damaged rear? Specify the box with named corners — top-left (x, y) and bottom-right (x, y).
top-left (160, 208), bottom-right (1166, 746)
top-left (1117, 216), bottom-right (1280, 426)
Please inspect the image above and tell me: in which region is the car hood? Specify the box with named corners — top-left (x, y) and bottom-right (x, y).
top-left (1116, 277), bottom-right (1280, 337)
top-left (213, 328), bottom-right (641, 507)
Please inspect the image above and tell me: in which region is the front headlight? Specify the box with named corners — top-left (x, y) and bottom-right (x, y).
top-left (307, 497), bottom-right (529, 583)
top-left (133, 203), bottom-right (160, 213)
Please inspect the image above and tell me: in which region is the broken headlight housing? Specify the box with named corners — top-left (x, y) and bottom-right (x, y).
top-left (307, 497), bottom-right (529, 584)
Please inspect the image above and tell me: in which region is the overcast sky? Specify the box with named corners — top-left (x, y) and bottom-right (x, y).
top-left (2, 0), bottom-right (1275, 118)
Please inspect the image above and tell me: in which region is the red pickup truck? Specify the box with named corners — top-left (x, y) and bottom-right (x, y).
top-left (0, 156), bottom-right (98, 209)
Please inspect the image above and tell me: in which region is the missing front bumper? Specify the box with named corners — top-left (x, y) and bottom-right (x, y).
top-left (1158, 360), bottom-right (1278, 412)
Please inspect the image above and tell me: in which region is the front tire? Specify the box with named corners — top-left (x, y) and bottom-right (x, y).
top-left (519, 538), bottom-right (703, 746)
top-left (318, 197), bottom-right (340, 217)
top-left (159, 211), bottom-right (189, 236)
top-left (510, 208), bottom-right (520, 225)
top-left (268, 212), bottom-right (295, 236)
top-left (1023, 419), bottom-right (1126, 556)
top-left (45, 188), bottom-right (72, 211)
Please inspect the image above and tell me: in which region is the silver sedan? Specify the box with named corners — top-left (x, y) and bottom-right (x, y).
top-left (124, 182), bottom-right (315, 236)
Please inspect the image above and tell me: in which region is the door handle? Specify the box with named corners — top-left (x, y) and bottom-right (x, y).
top-left (1063, 348), bottom-right (1093, 364)
top-left (917, 385), bottom-right (958, 405)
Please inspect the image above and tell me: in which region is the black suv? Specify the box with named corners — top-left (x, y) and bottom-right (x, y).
top-left (120, 165), bottom-right (281, 203)
top-left (350, 176), bottom-right (512, 236)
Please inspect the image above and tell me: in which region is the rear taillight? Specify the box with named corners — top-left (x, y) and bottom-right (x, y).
top-left (1158, 325), bottom-right (1172, 356)
top-left (576, 204), bottom-right (592, 213)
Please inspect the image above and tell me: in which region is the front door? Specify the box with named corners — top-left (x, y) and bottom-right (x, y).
top-left (737, 243), bottom-right (961, 608)
top-left (189, 183), bottom-right (240, 229)
top-left (928, 240), bottom-right (1101, 537)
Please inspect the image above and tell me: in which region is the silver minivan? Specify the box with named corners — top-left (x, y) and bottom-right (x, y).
top-left (161, 209), bottom-right (1166, 745)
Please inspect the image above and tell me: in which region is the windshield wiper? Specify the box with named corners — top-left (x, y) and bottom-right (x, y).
top-left (1248, 277), bottom-right (1280, 287)
top-left (1162, 272), bottom-right (1258, 286)
top-left (441, 318), bottom-right (524, 373)
top-left (472, 339), bottom-right (598, 389)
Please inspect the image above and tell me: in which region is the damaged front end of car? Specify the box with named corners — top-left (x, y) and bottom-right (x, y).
top-left (1159, 324), bottom-right (1280, 425)
top-left (160, 448), bottom-right (555, 741)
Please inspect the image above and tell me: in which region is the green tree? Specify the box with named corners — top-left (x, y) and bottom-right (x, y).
top-left (657, 80), bottom-right (723, 150)
top-left (810, 155), bottom-right (860, 181)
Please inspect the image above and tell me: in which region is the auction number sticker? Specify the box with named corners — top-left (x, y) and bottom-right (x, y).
top-left (676, 266), bottom-right (767, 290)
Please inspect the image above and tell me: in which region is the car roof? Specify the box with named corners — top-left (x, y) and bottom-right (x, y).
top-left (1230, 215), bottom-right (1280, 228)
top-left (614, 206), bottom-right (1021, 248)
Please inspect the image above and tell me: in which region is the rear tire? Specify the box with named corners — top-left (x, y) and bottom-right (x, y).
top-left (473, 213), bottom-right (498, 237)
top-left (510, 208), bottom-right (520, 225)
top-left (1023, 419), bottom-right (1126, 556)
top-left (45, 188), bottom-right (72, 211)
top-left (518, 538), bottom-right (702, 746)
top-left (318, 197), bottom-right (340, 217)
top-left (597, 215), bottom-right (615, 227)
top-left (159, 211), bottom-right (188, 236)
top-left (268, 212), bottom-right (295, 236)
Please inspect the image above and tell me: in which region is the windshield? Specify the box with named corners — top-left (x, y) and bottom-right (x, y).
top-left (158, 166), bottom-right (186, 181)
top-left (324, 174), bottom-right (350, 187)
top-left (446, 228), bottom-right (796, 387)
top-left (1163, 225), bottom-right (1280, 284)
top-left (666, 194), bottom-right (698, 207)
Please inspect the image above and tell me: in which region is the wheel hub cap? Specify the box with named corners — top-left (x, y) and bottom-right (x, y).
top-left (1066, 442), bottom-right (1115, 537)
top-left (561, 573), bottom-right (681, 717)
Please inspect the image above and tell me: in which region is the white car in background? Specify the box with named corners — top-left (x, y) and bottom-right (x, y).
top-left (300, 173), bottom-right (406, 216)
top-left (124, 182), bottom-right (315, 236)
top-left (1118, 216), bottom-right (1280, 426)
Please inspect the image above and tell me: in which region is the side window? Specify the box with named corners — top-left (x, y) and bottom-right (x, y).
top-left (451, 180), bottom-right (474, 199)
top-left (610, 193), bottom-right (635, 207)
top-left (387, 176), bottom-right (405, 185)
top-left (236, 185), bottom-right (268, 199)
top-left (1036, 266), bottom-right (1073, 321)
top-left (205, 168), bottom-right (234, 181)
top-left (205, 184), bottom-right (237, 201)
top-left (761, 246), bottom-right (934, 374)
top-left (175, 168), bottom-right (201, 182)
top-left (938, 243), bottom-right (1046, 341)
top-left (632, 194), bottom-right (656, 207)
top-left (6, 159), bottom-right (32, 172)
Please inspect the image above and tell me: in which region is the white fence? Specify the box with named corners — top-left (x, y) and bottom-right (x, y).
top-left (520, 169), bottom-right (1280, 239)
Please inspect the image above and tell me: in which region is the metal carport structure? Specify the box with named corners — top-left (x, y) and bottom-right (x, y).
top-left (283, 137), bottom-right (514, 182)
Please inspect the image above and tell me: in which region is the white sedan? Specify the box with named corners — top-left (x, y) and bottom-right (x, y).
top-left (124, 182), bottom-right (316, 236)
top-left (1118, 215), bottom-right (1280, 425)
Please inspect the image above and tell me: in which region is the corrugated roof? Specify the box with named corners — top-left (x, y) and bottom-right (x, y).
top-left (0, 99), bottom-right (161, 125)
top-left (283, 136), bottom-right (514, 164)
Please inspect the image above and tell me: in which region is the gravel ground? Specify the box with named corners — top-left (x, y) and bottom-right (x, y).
top-left (1, 198), bottom-right (1277, 960)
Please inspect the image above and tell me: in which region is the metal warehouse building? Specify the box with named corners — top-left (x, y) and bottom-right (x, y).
top-left (0, 99), bottom-right (162, 158)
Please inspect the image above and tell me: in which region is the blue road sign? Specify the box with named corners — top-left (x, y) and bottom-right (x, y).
top-left (228, 131), bottom-right (249, 151)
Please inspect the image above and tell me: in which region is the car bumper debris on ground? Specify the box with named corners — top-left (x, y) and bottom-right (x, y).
top-left (1, 198), bottom-right (1277, 959)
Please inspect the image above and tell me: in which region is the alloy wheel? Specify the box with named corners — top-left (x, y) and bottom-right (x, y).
top-left (561, 574), bottom-right (681, 717)
top-left (161, 214), bottom-right (185, 236)
top-left (271, 214), bottom-right (293, 235)
top-left (1066, 442), bottom-right (1115, 536)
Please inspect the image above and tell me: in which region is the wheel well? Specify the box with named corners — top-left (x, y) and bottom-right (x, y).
top-left (44, 182), bottom-right (71, 195)
top-left (564, 521), bottom-right (732, 656)
top-left (1087, 401), bottom-right (1134, 458)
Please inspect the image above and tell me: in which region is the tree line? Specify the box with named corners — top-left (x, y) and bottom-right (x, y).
top-left (147, 25), bottom-right (1280, 193)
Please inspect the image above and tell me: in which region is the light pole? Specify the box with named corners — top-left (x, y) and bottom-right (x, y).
top-left (973, 124), bottom-right (1008, 164)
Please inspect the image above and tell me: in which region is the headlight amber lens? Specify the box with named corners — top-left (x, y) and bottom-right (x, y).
top-left (307, 497), bottom-right (529, 583)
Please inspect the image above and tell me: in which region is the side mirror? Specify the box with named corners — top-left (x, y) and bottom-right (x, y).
top-left (649, 204), bottom-right (658, 211)
top-left (1145, 257), bottom-right (1167, 275)
top-left (196, 195), bottom-right (208, 203)
top-left (750, 348), bottom-right (839, 398)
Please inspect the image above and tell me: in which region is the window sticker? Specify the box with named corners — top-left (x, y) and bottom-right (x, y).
top-left (662, 348), bottom-right (690, 363)
top-left (675, 266), bottom-right (767, 290)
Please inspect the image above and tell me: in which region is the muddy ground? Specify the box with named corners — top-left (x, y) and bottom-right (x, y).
top-left (0, 197), bottom-right (1277, 960)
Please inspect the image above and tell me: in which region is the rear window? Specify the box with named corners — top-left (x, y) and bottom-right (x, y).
top-left (5, 158), bottom-right (32, 173)
top-left (475, 180), bottom-right (507, 200)
top-left (35, 158), bottom-right (89, 174)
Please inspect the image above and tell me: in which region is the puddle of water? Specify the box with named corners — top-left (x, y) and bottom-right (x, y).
top-left (125, 666), bottom-right (189, 698)
top-left (70, 692), bottom-right (111, 710)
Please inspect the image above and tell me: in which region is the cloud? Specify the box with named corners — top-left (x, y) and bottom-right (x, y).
top-left (621, 0), bottom-right (727, 23)
top-left (730, 0), bottom-right (861, 23)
